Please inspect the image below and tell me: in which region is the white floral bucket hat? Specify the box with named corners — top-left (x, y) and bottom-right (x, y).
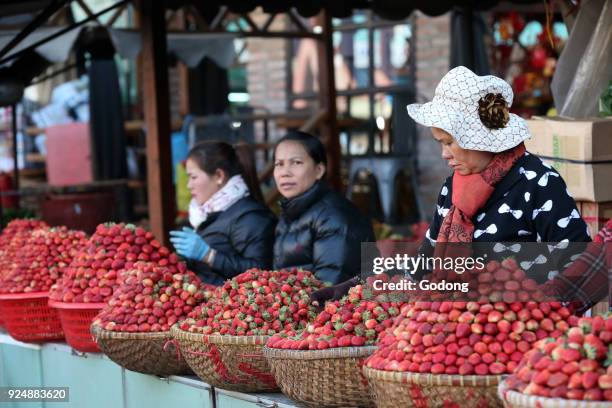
top-left (407, 66), bottom-right (531, 153)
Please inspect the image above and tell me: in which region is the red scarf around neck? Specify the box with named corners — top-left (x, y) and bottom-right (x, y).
top-left (436, 143), bottom-right (526, 246)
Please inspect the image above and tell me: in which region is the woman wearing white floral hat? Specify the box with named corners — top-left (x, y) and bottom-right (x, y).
top-left (409, 66), bottom-right (590, 277)
top-left (309, 66), bottom-right (593, 305)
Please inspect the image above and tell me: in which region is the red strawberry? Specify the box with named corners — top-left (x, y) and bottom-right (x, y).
top-left (561, 348), bottom-right (582, 363)
top-left (431, 363), bottom-right (445, 374)
top-left (489, 362), bottom-right (506, 375)
top-left (533, 370), bottom-right (550, 385)
top-left (582, 371), bottom-right (599, 389)
top-left (458, 363), bottom-right (473, 375)
top-left (568, 372), bottom-right (583, 389)
top-left (580, 359), bottom-right (599, 372)
top-left (471, 323), bottom-right (484, 334)
top-left (503, 340), bottom-right (516, 355)
top-left (584, 388), bottom-right (603, 401)
top-left (482, 353), bottom-right (495, 364)
top-left (474, 342), bottom-right (488, 354)
top-left (474, 364), bottom-right (489, 375)
top-left (457, 345), bottom-right (473, 357)
top-left (547, 372), bottom-right (568, 388)
top-left (456, 323), bottom-right (470, 338)
top-left (584, 334), bottom-right (606, 360)
top-left (549, 386), bottom-right (568, 399)
top-left (488, 342), bottom-right (502, 354)
top-left (497, 320), bottom-right (511, 334)
top-left (351, 336), bottom-right (366, 347)
top-left (562, 362), bottom-right (580, 375)
top-left (488, 311), bottom-right (502, 323)
top-left (566, 389), bottom-right (584, 400)
top-left (547, 360), bottom-right (565, 373)
top-left (493, 268), bottom-right (511, 281)
top-left (599, 375), bottom-right (612, 390)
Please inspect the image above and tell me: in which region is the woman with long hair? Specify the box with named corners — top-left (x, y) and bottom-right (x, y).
top-left (170, 141), bottom-right (276, 285)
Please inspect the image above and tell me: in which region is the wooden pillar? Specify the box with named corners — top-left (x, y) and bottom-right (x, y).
top-left (178, 64), bottom-right (190, 116)
top-left (460, 6), bottom-right (475, 71)
top-left (315, 9), bottom-right (341, 191)
top-left (11, 105), bottom-right (19, 193)
top-left (139, 0), bottom-right (175, 245)
top-left (174, 9), bottom-right (190, 116)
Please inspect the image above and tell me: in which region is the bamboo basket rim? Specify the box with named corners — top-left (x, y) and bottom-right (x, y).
top-left (91, 324), bottom-right (172, 340)
top-left (170, 325), bottom-right (269, 346)
top-left (499, 381), bottom-right (611, 408)
top-left (363, 366), bottom-right (504, 387)
top-left (263, 345), bottom-right (377, 360)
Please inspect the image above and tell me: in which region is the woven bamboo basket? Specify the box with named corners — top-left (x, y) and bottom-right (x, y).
top-left (363, 366), bottom-right (504, 408)
top-left (171, 326), bottom-right (277, 392)
top-left (91, 324), bottom-right (191, 376)
top-left (499, 380), bottom-right (611, 408)
top-left (263, 346), bottom-right (377, 408)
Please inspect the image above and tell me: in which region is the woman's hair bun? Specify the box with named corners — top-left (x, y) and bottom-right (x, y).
top-left (478, 93), bottom-right (510, 130)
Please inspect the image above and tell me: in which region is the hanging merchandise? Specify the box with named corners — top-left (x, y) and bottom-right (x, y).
top-left (552, 0), bottom-right (612, 118)
top-left (491, 8), bottom-right (568, 118)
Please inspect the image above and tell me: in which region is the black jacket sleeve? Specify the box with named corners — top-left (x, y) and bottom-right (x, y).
top-left (210, 212), bottom-right (276, 279)
top-left (310, 209), bottom-right (351, 285)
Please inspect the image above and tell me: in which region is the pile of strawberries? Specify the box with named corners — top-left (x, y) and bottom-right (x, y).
top-left (93, 262), bottom-right (213, 332)
top-left (505, 315), bottom-right (612, 401)
top-left (267, 284), bottom-right (406, 350)
top-left (474, 259), bottom-right (544, 303)
top-left (178, 268), bottom-right (322, 336)
top-left (50, 223), bottom-right (182, 304)
top-left (0, 219), bottom-right (48, 247)
top-left (0, 226), bottom-right (88, 294)
top-left (0, 219), bottom-right (49, 280)
top-left (365, 299), bottom-right (574, 376)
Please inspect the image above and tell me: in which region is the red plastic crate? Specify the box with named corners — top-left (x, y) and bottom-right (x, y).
top-left (0, 292), bottom-right (64, 343)
top-left (48, 300), bottom-right (105, 352)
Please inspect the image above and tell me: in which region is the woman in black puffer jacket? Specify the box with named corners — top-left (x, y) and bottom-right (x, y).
top-left (170, 142), bottom-right (276, 286)
top-left (273, 132), bottom-right (375, 284)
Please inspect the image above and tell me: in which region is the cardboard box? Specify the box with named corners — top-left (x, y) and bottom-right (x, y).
top-left (577, 200), bottom-right (612, 238)
top-left (527, 117), bottom-right (612, 202)
top-left (526, 116), bottom-right (612, 161)
top-left (541, 159), bottom-right (612, 202)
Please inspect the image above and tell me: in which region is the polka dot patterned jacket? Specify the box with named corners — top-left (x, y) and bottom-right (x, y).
top-left (420, 152), bottom-right (592, 282)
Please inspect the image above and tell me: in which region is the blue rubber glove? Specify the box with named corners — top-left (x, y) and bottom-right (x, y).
top-left (169, 227), bottom-right (210, 261)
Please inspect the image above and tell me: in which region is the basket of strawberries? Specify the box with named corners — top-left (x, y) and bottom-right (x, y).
top-left (263, 284), bottom-right (406, 408)
top-left (92, 261), bottom-right (212, 376)
top-left (363, 259), bottom-right (577, 408)
top-left (50, 223), bottom-right (183, 353)
top-left (0, 226), bottom-right (87, 343)
top-left (172, 268), bottom-right (322, 392)
top-left (499, 315), bottom-right (611, 407)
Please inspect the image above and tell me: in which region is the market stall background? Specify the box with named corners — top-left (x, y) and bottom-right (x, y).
top-left (0, 0), bottom-right (572, 241)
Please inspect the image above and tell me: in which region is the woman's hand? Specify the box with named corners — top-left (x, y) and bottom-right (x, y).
top-left (310, 276), bottom-right (360, 311)
top-left (169, 227), bottom-right (210, 261)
